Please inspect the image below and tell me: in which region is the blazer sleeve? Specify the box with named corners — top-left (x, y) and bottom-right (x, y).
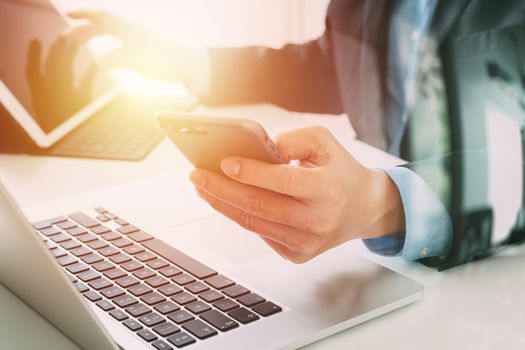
top-left (200, 24), bottom-right (344, 115)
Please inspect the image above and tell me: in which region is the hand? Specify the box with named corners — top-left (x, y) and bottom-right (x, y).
top-left (66, 11), bottom-right (198, 84)
top-left (189, 126), bottom-right (405, 263)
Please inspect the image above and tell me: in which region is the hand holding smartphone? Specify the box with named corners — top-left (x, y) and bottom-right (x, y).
top-left (157, 112), bottom-right (284, 174)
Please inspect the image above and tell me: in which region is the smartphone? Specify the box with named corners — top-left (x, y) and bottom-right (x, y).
top-left (156, 111), bottom-right (284, 174)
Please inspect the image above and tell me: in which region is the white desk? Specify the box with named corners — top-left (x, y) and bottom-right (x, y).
top-left (1, 105), bottom-right (524, 350)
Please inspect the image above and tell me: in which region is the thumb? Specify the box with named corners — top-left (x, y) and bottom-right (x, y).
top-left (275, 126), bottom-right (337, 165)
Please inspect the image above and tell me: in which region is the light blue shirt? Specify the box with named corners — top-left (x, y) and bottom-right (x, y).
top-left (364, 0), bottom-right (453, 260)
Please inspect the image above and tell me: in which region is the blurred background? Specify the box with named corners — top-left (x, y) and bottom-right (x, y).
top-left (52, 0), bottom-right (330, 47)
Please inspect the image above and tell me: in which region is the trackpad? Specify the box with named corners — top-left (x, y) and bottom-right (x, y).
top-left (165, 215), bottom-right (273, 265)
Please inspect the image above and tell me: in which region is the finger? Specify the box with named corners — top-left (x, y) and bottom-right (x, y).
top-left (275, 126), bottom-right (336, 164)
top-left (190, 169), bottom-right (313, 227)
top-left (195, 187), bottom-right (322, 254)
top-left (259, 237), bottom-right (311, 264)
top-left (94, 48), bottom-right (138, 70)
top-left (67, 11), bottom-right (131, 38)
top-left (65, 22), bottom-right (116, 44)
top-left (219, 156), bottom-right (325, 198)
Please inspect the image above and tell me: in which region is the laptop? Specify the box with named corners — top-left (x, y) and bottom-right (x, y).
top-left (0, 0), bottom-right (197, 161)
top-left (0, 172), bottom-right (423, 350)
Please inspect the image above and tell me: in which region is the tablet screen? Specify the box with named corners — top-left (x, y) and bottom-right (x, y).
top-left (0, 0), bottom-right (114, 134)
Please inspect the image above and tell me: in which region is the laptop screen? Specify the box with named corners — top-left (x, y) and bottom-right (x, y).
top-left (0, 0), bottom-right (113, 134)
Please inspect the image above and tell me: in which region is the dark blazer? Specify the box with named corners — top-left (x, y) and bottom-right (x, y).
top-left (202, 0), bottom-right (525, 270)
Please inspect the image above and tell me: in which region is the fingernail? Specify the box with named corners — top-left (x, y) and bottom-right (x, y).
top-left (189, 170), bottom-right (205, 187)
top-left (221, 158), bottom-right (240, 176)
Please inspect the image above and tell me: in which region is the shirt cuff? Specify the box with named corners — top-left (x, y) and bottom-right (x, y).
top-left (363, 167), bottom-right (453, 261)
top-left (189, 48), bottom-right (211, 96)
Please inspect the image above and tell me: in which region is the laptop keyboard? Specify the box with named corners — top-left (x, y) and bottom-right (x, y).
top-left (47, 95), bottom-right (197, 161)
top-left (33, 207), bottom-right (283, 349)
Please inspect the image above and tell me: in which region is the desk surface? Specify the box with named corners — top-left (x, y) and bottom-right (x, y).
top-left (1, 104), bottom-right (524, 350)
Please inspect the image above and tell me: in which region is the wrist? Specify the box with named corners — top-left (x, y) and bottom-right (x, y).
top-left (364, 169), bottom-right (406, 239)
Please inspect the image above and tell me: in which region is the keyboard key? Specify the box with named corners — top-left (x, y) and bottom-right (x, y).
top-left (171, 292), bottom-right (196, 306)
top-left (81, 253), bottom-right (104, 264)
top-left (117, 225), bottom-right (139, 234)
top-left (92, 260), bottom-right (115, 272)
top-left (121, 260), bottom-right (143, 272)
top-left (83, 290), bottom-right (102, 302)
top-left (154, 301), bottom-right (180, 315)
top-left (128, 284), bottom-right (153, 297)
top-left (115, 218), bottom-right (129, 226)
top-left (105, 212), bottom-right (118, 220)
top-left (96, 299), bottom-right (115, 311)
top-left (109, 308), bottom-right (129, 321)
top-left (135, 251), bottom-right (156, 262)
top-left (213, 298), bottom-right (239, 312)
top-left (141, 292), bottom-right (166, 305)
top-left (137, 328), bottom-right (158, 342)
top-left (128, 231), bottom-right (153, 243)
top-left (116, 275), bottom-right (139, 288)
top-left (67, 274), bottom-right (77, 283)
top-left (60, 240), bottom-right (81, 250)
top-left (139, 312), bottom-right (165, 327)
top-left (75, 282), bottom-right (89, 293)
top-left (159, 266), bottom-right (182, 278)
top-left (88, 239), bottom-right (109, 250)
top-left (66, 263), bottom-right (89, 274)
top-left (77, 233), bottom-right (98, 243)
top-left (143, 239), bottom-right (217, 279)
top-left (100, 231), bottom-right (121, 241)
top-left (252, 301), bottom-right (282, 317)
top-left (199, 290), bottom-right (224, 303)
top-left (185, 282), bottom-right (209, 295)
top-left (158, 284), bottom-right (183, 297)
top-left (222, 284), bottom-right (250, 298)
top-left (123, 319), bottom-right (143, 331)
top-left (123, 244), bottom-right (144, 255)
top-left (182, 319), bottom-right (218, 340)
top-left (89, 278), bottom-right (113, 290)
top-left (147, 259), bottom-right (169, 270)
top-left (57, 255), bottom-right (77, 266)
top-left (57, 221), bottom-right (77, 230)
top-left (152, 339), bottom-right (173, 350)
top-left (33, 216), bottom-right (66, 230)
top-left (186, 301), bottom-right (211, 315)
top-left (70, 246), bottom-right (92, 257)
top-left (95, 207), bottom-right (108, 214)
top-left (228, 307), bottom-right (260, 324)
top-left (104, 268), bottom-right (127, 280)
top-left (96, 214), bottom-right (110, 222)
top-left (70, 212), bottom-right (100, 228)
top-left (51, 248), bottom-right (68, 258)
top-left (44, 241), bottom-right (58, 250)
top-left (99, 246), bottom-right (120, 257)
top-left (100, 286), bottom-right (125, 299)
top-left (172, 274), bottom-right (195, 286)
top-left (113, 294), bottom-right (138, 308)
top-left (109, 253), bottom-right (131, 264)
top-left (78, 270), bottom-right (101, 282)
top-left (126, 303), bottom-right (151, 317)
top-left (40, 227), bottom-right (61, 236)
top-left (50, 233), bottom-right (71, 243)
top-left (91, 225), bottom-right (111, 235)
top-left (112, 237), bottom-right (133, 248)
top-left (153, 322), bottom-right (180, 337)
top-left (200, 309), bottom-right (238, 332)
top-left (167, 332), bottom-right (195, 348)
top-left (167, 310), bottom-right (194, 325)
top-left (145, 276), bottom-right (169, 288)
top-left (237, 293), bottom-right (265, 307)
top-left (66, 227), bottom-right (88, 237)
top-left (204, 275), bottom-right (235, 290)
top-left (133, 268), bottom-right (156, 280)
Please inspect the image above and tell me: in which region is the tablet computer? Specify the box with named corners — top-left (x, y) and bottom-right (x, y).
top-left (0, 0), bottom-right (118, 148)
